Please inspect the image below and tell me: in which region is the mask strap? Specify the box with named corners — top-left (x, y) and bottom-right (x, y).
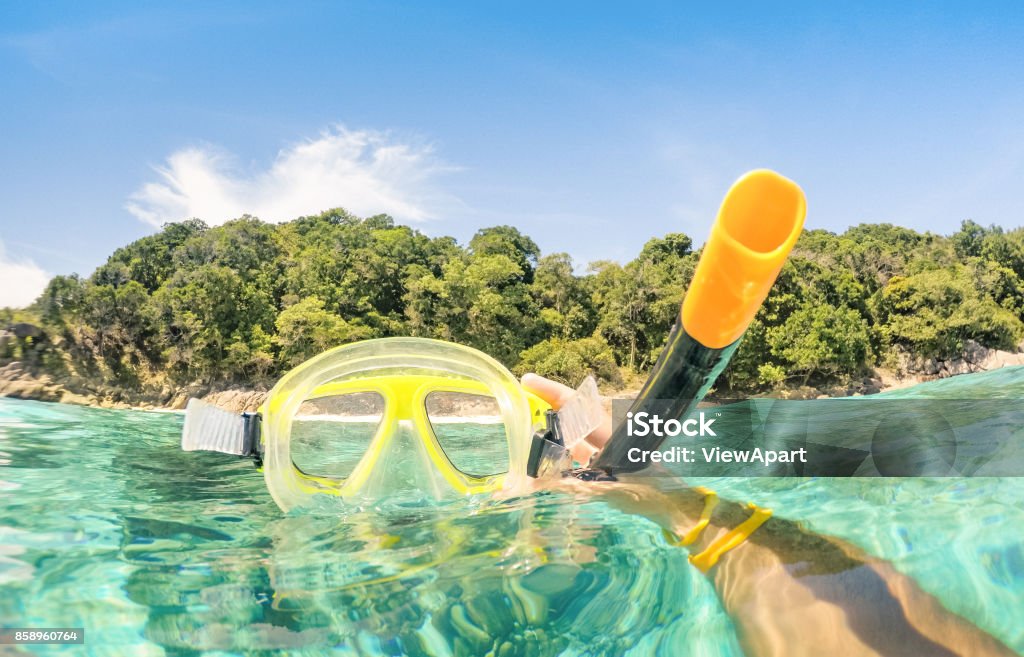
top-left (181, 398), bottom-right (262, 467)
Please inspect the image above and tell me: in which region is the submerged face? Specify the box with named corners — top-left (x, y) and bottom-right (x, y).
top-left (261, 338), bottom-right (549, 511)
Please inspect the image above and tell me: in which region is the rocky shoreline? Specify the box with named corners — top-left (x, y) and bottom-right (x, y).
top-left (0, 361), bottom-right (270, 413)
top-left (2, 340), bottom-right (1024, 414)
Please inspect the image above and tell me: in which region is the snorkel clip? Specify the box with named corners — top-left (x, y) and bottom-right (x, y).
top-left (241, 411), bottom-right (263, 468)
top-left (525, 376), bottom-right (606, 479)
top-left (525, 410), bottom-right (617, 481)
top-left (526, 409), bottom-right (568, 478)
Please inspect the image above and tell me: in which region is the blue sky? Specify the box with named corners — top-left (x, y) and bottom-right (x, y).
top-left (2, 2), bottom-right (1024, 307)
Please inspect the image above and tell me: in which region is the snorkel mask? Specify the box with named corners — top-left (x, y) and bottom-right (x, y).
top-left (183, 337), bottom-right (602, 511)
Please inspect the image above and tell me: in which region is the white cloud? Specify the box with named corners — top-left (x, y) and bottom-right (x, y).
top-left (126, 126), bottom-right (458, 227)
top-left (0, 241), bottom-right (51, 309)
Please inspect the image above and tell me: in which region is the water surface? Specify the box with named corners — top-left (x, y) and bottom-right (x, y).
top-left (2, 368), bottom-right (1023, 655)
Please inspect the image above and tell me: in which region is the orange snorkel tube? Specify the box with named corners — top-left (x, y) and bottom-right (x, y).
top-left (589, 169), bottom-right (806, 475)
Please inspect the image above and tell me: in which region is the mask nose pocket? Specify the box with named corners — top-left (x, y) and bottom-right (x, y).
top-left (355, 419), bottom-right (455, 502)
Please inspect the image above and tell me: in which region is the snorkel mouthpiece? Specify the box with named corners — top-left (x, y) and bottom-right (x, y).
top-left (592, 170), bottom-right (806, 474)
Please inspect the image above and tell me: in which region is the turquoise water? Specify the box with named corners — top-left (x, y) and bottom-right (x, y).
top-left (1, 368), bottom-right (1023, 656)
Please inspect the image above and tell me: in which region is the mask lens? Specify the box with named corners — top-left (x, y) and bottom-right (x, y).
top-left (290, 391), bottom-right (385, 479)
top-left (425, 391), bottom-right (509, 477)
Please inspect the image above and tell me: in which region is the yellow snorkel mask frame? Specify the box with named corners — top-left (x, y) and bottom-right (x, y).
top-left (262, 337), bottom-right (557, 511)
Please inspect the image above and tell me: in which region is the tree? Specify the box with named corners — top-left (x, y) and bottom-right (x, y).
top-left (150, 265), bottom-right (275, 382)
top-left (531, 253), bottom-right (596, 340)
top-left (37, 275), bottom-right (85, 329)
top-left (952, 220), bottom-right (987, 259)
top-left (226, 325), bottom-right (276, 380)
top-left (469, 226), bottom-right (540, 284)
top-left (515, 336), bottom-right (620, 386)
top-left (275, 296), bottom-right (371, 367)
top-left (590, 234), bottom-right (696, 371)
top-left (105, 218), bottom-right (208, 291)
top-left (769, 303), bottom-right (872, 384)
top-left (875, 267), bottom-right (1024, 359)
top-left (404, 243), bottom-right (541, 365)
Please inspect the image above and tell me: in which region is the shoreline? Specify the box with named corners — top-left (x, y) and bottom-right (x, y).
top-left (4, 346), bottom-right (1024, 415)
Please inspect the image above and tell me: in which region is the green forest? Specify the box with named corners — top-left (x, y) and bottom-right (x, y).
top-left (3, 208), bottom-right (1024, 398)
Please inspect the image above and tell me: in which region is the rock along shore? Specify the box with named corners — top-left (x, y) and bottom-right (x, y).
top-left (2, 339), bottom-right (1024, 413)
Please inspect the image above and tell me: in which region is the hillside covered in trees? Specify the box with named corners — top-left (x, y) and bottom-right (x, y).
top-left (3, 208), bottom-right (1024, 404)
